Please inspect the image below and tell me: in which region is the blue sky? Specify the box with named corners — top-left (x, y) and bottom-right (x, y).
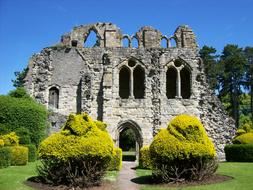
top-left (0, 0), bottom-right (252, 95)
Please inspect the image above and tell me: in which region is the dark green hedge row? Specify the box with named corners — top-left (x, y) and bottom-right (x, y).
top-left (0, 95), bottom-right (47, 146)
top-left (225, 144), bottom-right (253, 162)
top-left (0, 147), bottom-right (11, 168)
top-left (25, 144), bottom-right (37, 162)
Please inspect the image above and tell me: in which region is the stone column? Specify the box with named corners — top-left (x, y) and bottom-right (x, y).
top-left (130, 69), bottom-right (134, 98)
top-left (176, 69), bottom-right (182, 98)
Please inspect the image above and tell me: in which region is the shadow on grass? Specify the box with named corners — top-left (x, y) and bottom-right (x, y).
top-left (131, 175), bottom-right (154, 185)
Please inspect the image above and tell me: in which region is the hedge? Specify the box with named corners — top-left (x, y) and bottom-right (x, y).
top-left (233, 133), bottom-right (253, 144)
top-left (25, 144), bottom-right (37, 162)
top-left (139, 146), bottom-right (151, 169)
top-left (225, 144), bottom-right (253, 162)
top-left (9, 146), bottom-right (28, 166)
top-left (38, 113), bottom-right (114, 187)
top-left (108, 147), bottom-right (122, 171)
top-left (0, 147), bottom-right (11, 168)
top-left (0, 95), bottom-right (47, 146)
top-left (150, 115), bottom-right (217, 182)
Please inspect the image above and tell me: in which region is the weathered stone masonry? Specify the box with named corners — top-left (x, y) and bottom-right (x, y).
top-left (24, 23), bottom-right (235, 159)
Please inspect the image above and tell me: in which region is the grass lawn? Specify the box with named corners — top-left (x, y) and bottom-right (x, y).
top-left (122, 151), bottom-right (136, 161)
top-left (136, 162), bottom-right (253, 190)
top-left (0, 161), bottom-right (119, 190)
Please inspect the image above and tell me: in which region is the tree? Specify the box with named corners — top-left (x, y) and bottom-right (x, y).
top-left (244, 47), bottom-right (253, 123)
top-left (199, 45), bottom-right (220, 90)
top-left (219, 44), bottom-right (246, 128)
top-left (8, 87), bottom-right (30, 99)
top-left (12, 67), bottom-right (28, 88)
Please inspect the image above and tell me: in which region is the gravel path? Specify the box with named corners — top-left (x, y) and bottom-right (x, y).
top-left (116, 161), bottom-right (139, 190)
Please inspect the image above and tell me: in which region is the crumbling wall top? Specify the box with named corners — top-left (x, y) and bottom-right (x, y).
top-left (60, 23), bottom-right (198, 50)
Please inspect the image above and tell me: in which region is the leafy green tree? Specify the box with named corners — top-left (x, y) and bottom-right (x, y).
top-left (219, 44), bottom-right (246, 128)
top-left (244, 47), bottom-right (253, 122)
top-left (12, 67), bottom-right (28, 87)
top-left (199, 45), bottom-right (220, 90)
top-left (8, 87), bottom-right (30, 99)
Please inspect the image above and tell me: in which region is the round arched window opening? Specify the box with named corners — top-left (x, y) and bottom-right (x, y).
top-left (128, 59), bottom-right (136, 67)
top-left (174, 60), bottom-right (182, 67)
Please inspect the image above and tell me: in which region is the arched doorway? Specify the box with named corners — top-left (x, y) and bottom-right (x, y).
top-left (116, 120), bottom-right (142, 161)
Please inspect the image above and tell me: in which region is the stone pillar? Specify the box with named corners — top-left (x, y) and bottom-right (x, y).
top-left (176, 69), bottom-right (182, 98)
top-left (130, 69), bottom-right (134, 98)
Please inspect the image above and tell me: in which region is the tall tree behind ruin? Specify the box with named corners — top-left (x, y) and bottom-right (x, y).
top-left (219, 44), bottom-right (246, 128)
top-left (244, 47), bottom-right (253, 123)
top-left (199, 45), bottom-right (220, 91)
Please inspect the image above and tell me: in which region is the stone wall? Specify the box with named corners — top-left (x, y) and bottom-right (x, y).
top-left (24, 23), bottom-right (235, 159)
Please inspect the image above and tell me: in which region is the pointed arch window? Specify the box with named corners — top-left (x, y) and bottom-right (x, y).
top-left (166, 60), bottom-right (191, 99)
top-left (119, 59), bottom-right (145, 99)
top-left (49, 87), bottom-right (59, 108)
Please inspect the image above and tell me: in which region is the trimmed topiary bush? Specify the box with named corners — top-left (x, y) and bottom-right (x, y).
top-left (37, 113), bottom-right (114, 187)
top-left (139, 146), bottom-right (152, 169)
top-left (108, 147), bottom-right (122, 171)
top-left (25, 144), bottom-right (37, 162)
top-left (233, 133), bottom-right (253, 144)
top-left (0, 147), bottom-right (11, 168)
top-left (9, 146), bottom-right (28, 166)
top-left (225, 144), bottom-right (253, 162)
top-left (150, 115), bottom-right (217, 182)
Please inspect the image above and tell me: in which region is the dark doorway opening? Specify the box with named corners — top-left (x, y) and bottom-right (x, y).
top-left (119, 127), bottom-right (136, 161)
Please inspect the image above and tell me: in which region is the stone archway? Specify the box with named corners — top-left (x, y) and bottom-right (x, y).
top-left (116, 120), bottom-right (142, 161)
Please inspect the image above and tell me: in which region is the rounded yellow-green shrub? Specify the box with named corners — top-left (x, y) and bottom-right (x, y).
top-left (0, 139), bottom-right (4, 147)
top-left (108, 147), bottom-right (122, 171)
top-left (1, 132), bottom-right (19, 146)
top-left (38, 113), bottom-right (114, 187)
top-left (139, 146), bottom-right (152, 169)
top-left (150, 115), bottom-right (217, 182)
top-left (9, 146), bottom-right (28, 166)
top-left (236, 129), bottom-right (246, 136)
top-left (233, 133), bottom-right (253, 144)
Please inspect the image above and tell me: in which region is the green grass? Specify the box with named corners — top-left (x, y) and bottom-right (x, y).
top-left (0, 162), bottom-right (119, 190)
top-left (0, 162), bottom-right (38, 190)
top-left (137, 162), bottom-right (253, 190)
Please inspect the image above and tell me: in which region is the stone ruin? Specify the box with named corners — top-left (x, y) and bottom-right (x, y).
top-left (24, 23), bottom-right (235, 159)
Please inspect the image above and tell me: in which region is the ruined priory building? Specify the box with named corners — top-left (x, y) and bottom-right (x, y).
top-left (24, 23), bottom-right (235, 159)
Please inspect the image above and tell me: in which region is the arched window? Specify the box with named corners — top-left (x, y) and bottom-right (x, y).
top-left (181, 68), bottom-right (191, 99)
top-left (119, 59), bottom-right (145, 99)
top-left (122, 36), bottom-right (130, 47)
top-left (119, 66), bottom-right (130, 99)
top-left (133, 65), bottom-right (145, 99)
top-left (49, 87), bottom-right (59, 108)
top-left (160, 37), bottom-right (168, 48)
top-left (131, 36), bottom-right (139, 48)
top-left (166, 67), bottom-right (177, 99)
top-left (84, 30), bottom-right (97, 47)
top-left (169, 37), bottom-right (177, 47)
